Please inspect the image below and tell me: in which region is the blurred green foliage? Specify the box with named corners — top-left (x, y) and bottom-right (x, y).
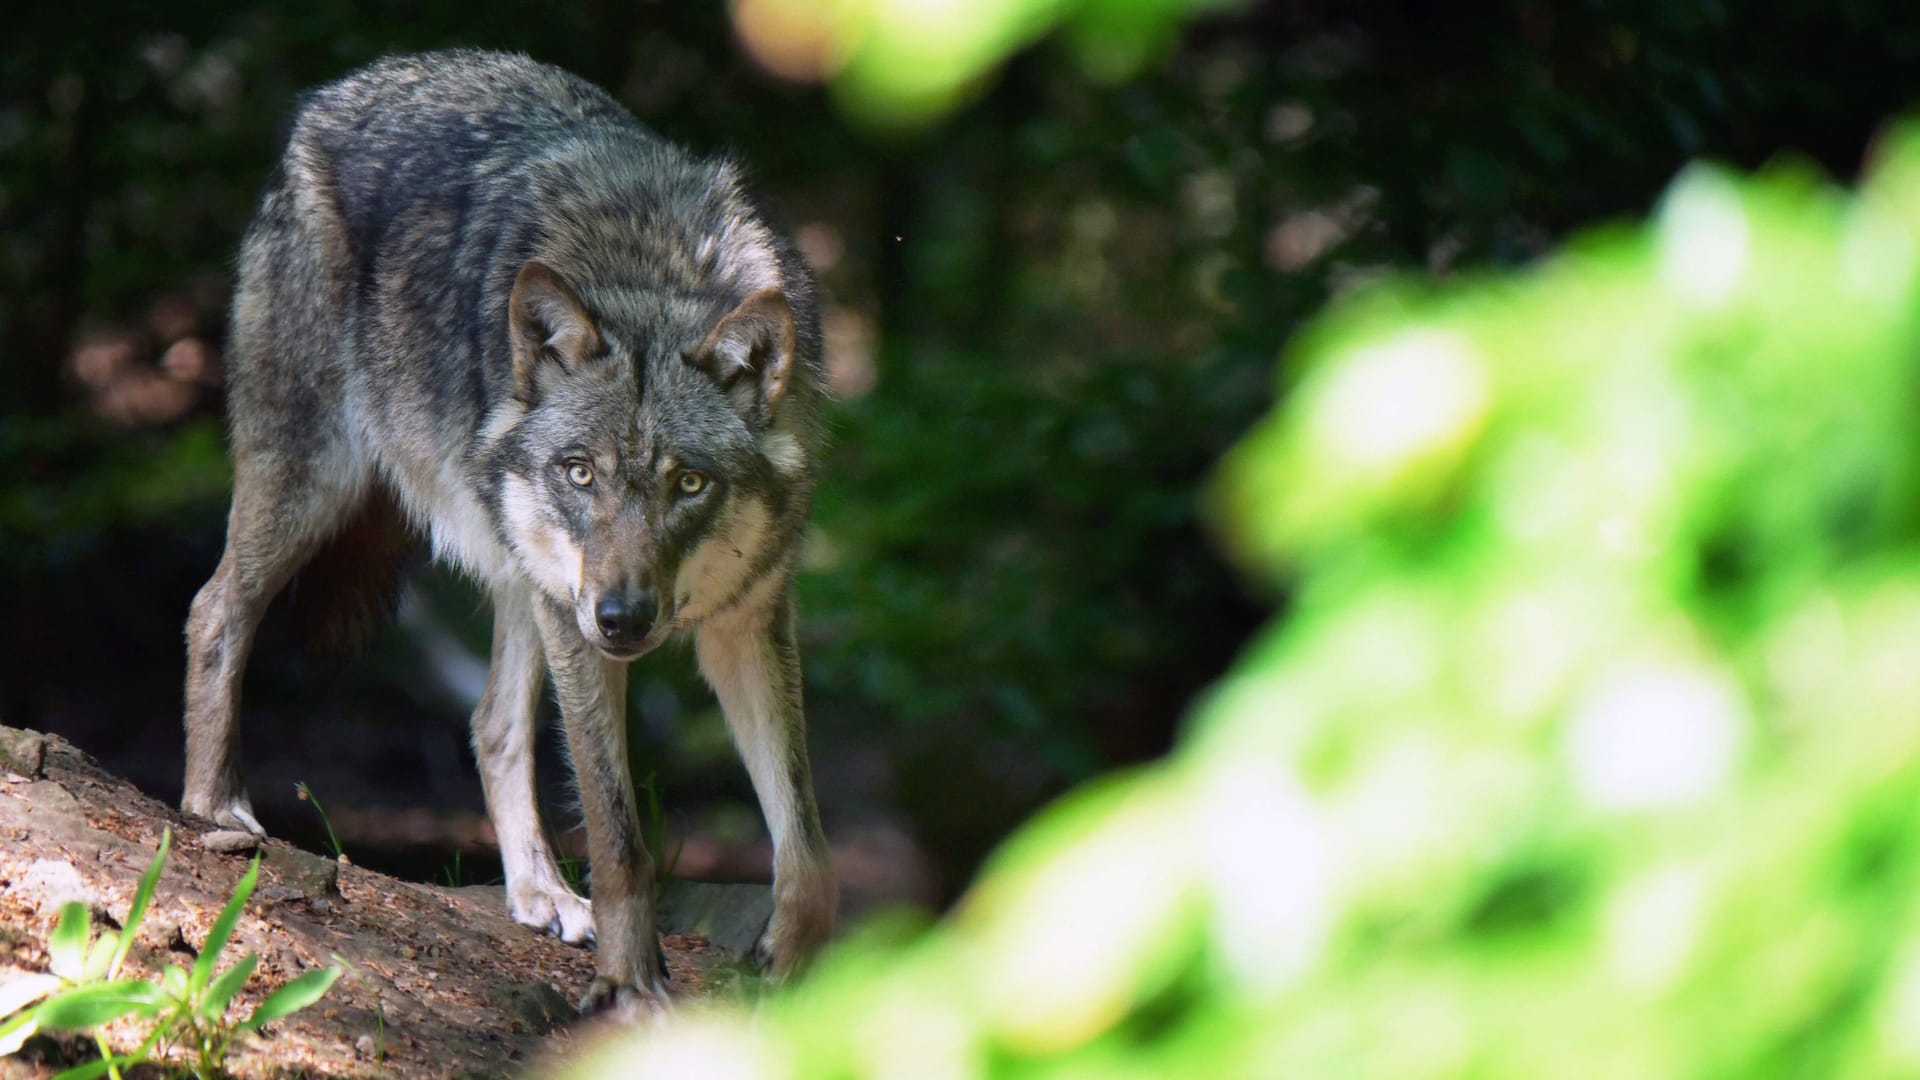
top-left (732, 0), bottom-right (1239, 126)
top-left (567, 124), bottom-right (1920, 1080)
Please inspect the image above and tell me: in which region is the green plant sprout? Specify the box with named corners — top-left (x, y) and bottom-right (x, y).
top-left (638, 770), bottom-right (683, 900)
top-left (294, 781), bottom-right (344, 862)
top-left (549, 771), bottom-right (680, 902)
top-left (0, 829), bottom-right (341, 1079)
top-left (328, 956), bottom-right (386, 1066)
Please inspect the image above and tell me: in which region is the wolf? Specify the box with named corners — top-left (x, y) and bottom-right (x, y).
top-left (179, 50), bottom-right (836, 1016)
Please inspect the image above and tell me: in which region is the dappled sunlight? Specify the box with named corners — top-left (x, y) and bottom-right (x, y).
top-left (1657, 170), bottom-right (1750, 307)
top-left (69, 332), bottom-right (213, 426)
top-left (63, 285), bottom-right (225, 428)
top-left (1602, 863), bottom-right (1711, 994)
top-left (966, 777), bottom-right (1195, 1051)
top-left (847, 986), bottom-right (981, 1080)
top-left (821, 305), bottom-right (879, 398)
top-left (1563, 660), bottom-right (1747, 812)
top-left (1191, 756), bottom-right (1330, 998)
top-left (570, 1014), bottom-right (784, 1080)
top-left (729, 0), bottom-right (847, 83)
top-left (729, 0), bottom-right (1216, 125)
top-left (1299, 328), bottom-right (1489, 492)
top-left (1874, 942), bottom-right (1920, 1065)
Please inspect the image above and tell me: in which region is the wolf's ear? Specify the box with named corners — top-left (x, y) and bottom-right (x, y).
top-left (509, 261), bottom-right (604, 403)
top-left (686, 287), bottom-right (795, 427)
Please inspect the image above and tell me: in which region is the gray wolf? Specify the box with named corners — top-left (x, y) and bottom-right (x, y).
top-left (180, 49), bottom-right (836, 1017)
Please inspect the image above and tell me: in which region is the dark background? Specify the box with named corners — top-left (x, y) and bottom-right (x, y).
top-left (4, 0), bottom-right (1917, 910)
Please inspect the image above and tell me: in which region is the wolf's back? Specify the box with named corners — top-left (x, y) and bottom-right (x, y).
top-left (258, 50), bottom-right (793, 403)
top-left (291, 50), bottom-right (659, 267)
top-left (225, 50), bottom-right (823, 650)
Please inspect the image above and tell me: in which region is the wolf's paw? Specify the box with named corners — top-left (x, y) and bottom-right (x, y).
top-left (753, 862), bottom-right (837, 978)
top-left (508, 881), bottom-right (595, 946)
top-left (578, 973), bottom-right (672, 1024)
top-left (183, 793), bottom-right (267, 838)
top-left (752, 901), bottom-right (835, 980)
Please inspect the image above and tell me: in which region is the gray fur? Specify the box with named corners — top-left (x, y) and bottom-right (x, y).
top-left (181, 50), bottom-right (836, 1018)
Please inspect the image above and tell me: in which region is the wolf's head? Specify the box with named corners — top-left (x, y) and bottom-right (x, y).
top-left (486, 260), bottom-right (818, 658)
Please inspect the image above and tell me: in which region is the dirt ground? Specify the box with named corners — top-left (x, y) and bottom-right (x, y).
top-left (0, 726), bottom-right (753, 1078)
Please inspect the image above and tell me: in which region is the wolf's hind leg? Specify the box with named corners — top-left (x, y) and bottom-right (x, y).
top-left (182, 451), bottom-right (365, 835)
top-left (696, 589), bottom-right (837, 977)
top-left (473, 585), bottom-right (594, 944)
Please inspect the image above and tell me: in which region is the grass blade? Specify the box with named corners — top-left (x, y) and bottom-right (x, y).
top-left (109, 829), bottom-right (169, 978)
top-left (295, 782), bottom-right (344, 861)
top-left (48, 902), bottom-right (88, 982)
top-left (160, 964), bottom-right (188, 1002)
top-left (0, 1008), bottom-right (44, 1057)
top-left (197, 952), bottom-right (259, 1019)
top-left (0, 971), bottom-right (63, 1023)
top-left (34, 980), bottom-right (159, 1029)
top-left (241, 967), bottom-right (340, 1030)
top-left (82, 931), bottom-right (119, 983)
top-left (191, 855), bottom-right (258, 997)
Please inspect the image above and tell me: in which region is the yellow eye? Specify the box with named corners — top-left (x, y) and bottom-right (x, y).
top-left (677, 470), bottom-right (707, 495)
top-left (566, 462), bottom-right (595, 488)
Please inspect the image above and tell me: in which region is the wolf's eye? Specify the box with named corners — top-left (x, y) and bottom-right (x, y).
top-left (676, 471), bottom-right (708, 495)
top-left (566, 461), bottom-right (595, 488)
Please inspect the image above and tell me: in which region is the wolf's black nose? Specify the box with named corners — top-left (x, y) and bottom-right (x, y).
top-left (595, 591), bottom-right (656, 644)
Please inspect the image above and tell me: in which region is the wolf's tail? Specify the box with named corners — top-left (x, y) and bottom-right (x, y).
top-left (282, 484), bottom-right (415, 656)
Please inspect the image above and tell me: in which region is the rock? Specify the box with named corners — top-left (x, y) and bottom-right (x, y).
top-left (136, 909), bottom-right (186, 954)
top-left (7, 780), bottom-right (113, 855)
top-left (0, 727), bottom-right (47, 779)
top-left (263, 845), bottom-right (339, 898)
top-left (454, 880), bottom-right (775, 957)
top-left (656, 880), bottom-right (774, 957)
top-left (449, 884), bottom-right (507, 911)
top-left (11, 858), bottom-right (96, 915)
top-left (493, 981), bottom-right (577, 1034)
top-left (21, 780), bottom-right (83, 822)
top-left (202, 830), bottom-right (260, 853)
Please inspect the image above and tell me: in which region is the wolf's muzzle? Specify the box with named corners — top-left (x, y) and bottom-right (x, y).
top-left (594, 589), bottom-right (657, 648)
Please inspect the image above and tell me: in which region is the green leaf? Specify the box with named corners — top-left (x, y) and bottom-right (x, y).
top-left (161, 964), bottom-right (188, 1002)
top-left (240, 967), bottom-right (340, 1030)
top-left (0, 971), bottom-right (62, 1023)
top-left (0, 1006), bottom-right (44, 1056)
top-left (47, 902), bottom-right (89, 982)
top-left (111, 828), bottom-right (169, 978)
top-left (51, 1053), bottom-right (141, 1080)
top-left (198, 952), bottom-right (259, 1019)
top-left (81, 931), bottom-right (118, 983)
top-left (192, 855), bottom-right (258, 997)
top-left (33, 980), bottom-right (159, 1029)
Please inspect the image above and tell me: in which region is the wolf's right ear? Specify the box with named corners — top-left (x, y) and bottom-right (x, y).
top-left (509, 261), bottom-right (604, 403)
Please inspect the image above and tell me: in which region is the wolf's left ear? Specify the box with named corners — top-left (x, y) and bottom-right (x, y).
top-left (509, 261), bottom-right (604, 403)
top-left (686, 287), bottom-right (795, 427)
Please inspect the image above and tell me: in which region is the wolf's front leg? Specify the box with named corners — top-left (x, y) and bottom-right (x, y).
top-left (533, 601), bottom-right (668, 1018)
top-left (471, 585), bottom-right (594, 944)
top-left (696, 589), bottom-right (837, 976)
